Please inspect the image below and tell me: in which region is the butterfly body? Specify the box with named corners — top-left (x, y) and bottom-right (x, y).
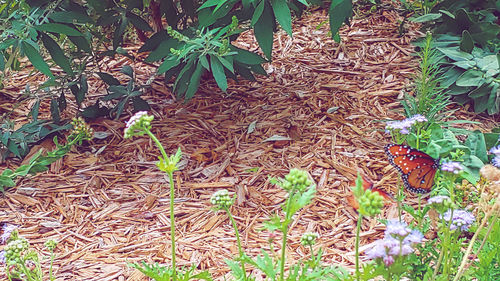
top-left (385, 144), bottom-right (440, 194)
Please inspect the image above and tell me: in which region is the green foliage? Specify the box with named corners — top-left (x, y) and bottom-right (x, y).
top-left (129, 262), bottom-right (212, 281)
top-left (0, 118), bottom-right (92, 192)
top-left (471, 218), bottom-right (500, 280)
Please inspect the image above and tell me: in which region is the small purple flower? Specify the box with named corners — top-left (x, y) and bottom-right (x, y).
top-left (441, 162), bottom-right (463, 174)
top-left (492, 156), bottom-right (500, 168)
top-left (365, 241), bottom-right (387, 259)
top-left (409, 114), bottom-right (428, 123)
top-left (0, 224), bottom-right (16, 244)
top-left (403, 230), bottom-right (424, 245)
top-left (385, 220), bottom-right (412, 238)
top-left (441, 209), bottom-right (475, 231)
top-left (427, 195), bottom-right (449, 205)
top-left (489, 145), bottom-right (500, 156)
top-left (400, 128), bottom-right (410, 135)
top-left (125, 111), bottom-right (148, 130)
top-left (0, 251), bottom-right (5, 264)
top-left (383, 255), bottom-right (394, 266)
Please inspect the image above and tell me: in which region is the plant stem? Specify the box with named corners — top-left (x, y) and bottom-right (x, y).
top-left (280, 188), bottom-right (296, 281)
top-left (226, 208), bottom-right (247, 281)
top-left (168, 171), bottom-right (177, 281)
top-left (145, 129), bottom-right (176, 279)
top-left (49, 250), bottom-right (55, 281)
top-left (355, 213), bottom-right (363, 281)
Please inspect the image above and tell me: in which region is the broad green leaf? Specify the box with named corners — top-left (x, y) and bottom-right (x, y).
top-left (21, 41), bottom-right (53, 77)
top-left (145, 38), bottom-right (177, 62)
top-left (0, 175), bottom-right (15, 188)
top-left (34, 23), bottom-right (83, 36)
top-left (132, 97), bottom-right (150, 111)
top-left (465, 130), bottom-right (488, 163)
top-left (459, 30), bottom-right (474, 53)
top-left (232, 46), bottom-right (267, 64)
top-left (197, 0), bottom-right (221, 10)
top-left (329, 0), bottom-right (352, 42)
top-left (468, 84), bottom-right (490, 98)
top-left (174, 58), bottom-right (196, 95)
top-left (475, 55), bottom-right (499, 72)
top-left (253, 2), bottom-right (274, 59)
top-left (210, 55), bottom-right (228, 91)
top-left (40, 33), bottom-right (74, 76)
top-left (456, 69), bottom-right (484, 87)
top-left (185, 62), bottom-right (204, 100)
top-left (270, 0), bottom-right (293, 36)
top-left (49, 11), bottom-right (93, 24)
top-left (437, 47), bottom-right (473, 61)
top-left (199, 55), bottom-right (209, 70)
top-left (410, 13), bottom-right (441, 23)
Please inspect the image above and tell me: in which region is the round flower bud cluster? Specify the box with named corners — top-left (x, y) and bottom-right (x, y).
top-left (5, 237), bottom-right (29, 264)
top-left (71, 117), bottom-right (93, 141)
top-left (166, 26), bottom-right (189, 42)
top-left (210, 189), bottom-right (233, 209)
top-left (357, 189), bottom-right (384, 217)
top-left (300, 232), bottom-right (319, 246)
top-left (282, 169), bottom-right (312, 192)
top-left (385, 114), bottom-right (428, 135)
top-left (427, 195), bottom-right (453, 213)
top-left (44, 239), bottom-right (58, 251)
top-left (124, 111), bottom-right (153, 139)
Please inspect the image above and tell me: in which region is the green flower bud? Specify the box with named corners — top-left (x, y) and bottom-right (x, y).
top-left (358, 189), bottom-right (384, 217)
top-left (44, 239), bottom-right (58, 251)
top-left (210, 189), bottom-right (234, 209)
top-left (282, 169), bottom-right (312, 192)
top-left (300, 232), bottom-right (319, 246)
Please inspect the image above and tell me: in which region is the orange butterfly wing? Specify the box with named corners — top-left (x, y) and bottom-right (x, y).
top-left (385, 144), bottom-right (439, 194)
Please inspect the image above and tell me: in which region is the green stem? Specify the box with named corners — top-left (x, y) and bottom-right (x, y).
top-left (49, 250), bottom-right (55, 281)
top-left (226, 208), bottom-right (247, 281)
top-left (145, 129), bottom-right (169, 160)
top-left (280, 188), bottom-right (296, 281)
top-left (355, 213), bottom-right (363, 281)
top-left (168, 171), bottom-right (177, 281)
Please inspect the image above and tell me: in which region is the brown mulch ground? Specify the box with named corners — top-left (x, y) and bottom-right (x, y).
top-left (0, 4), bottom-right (498, 281)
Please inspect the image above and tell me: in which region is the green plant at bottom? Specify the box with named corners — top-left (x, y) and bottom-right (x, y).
top-left (125, 111), bottom-right (211, 281)
top-left (2, 229), bottom-right (58, 281)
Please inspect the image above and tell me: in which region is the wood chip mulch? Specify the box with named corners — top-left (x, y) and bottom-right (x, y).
top-left (0, 5), bottom-right (498, 281)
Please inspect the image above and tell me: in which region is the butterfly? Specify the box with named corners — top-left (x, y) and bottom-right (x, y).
top-left (384, 144), bottom-right (440, 194)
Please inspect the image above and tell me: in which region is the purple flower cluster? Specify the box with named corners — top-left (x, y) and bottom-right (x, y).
top-left (440, 209), bottom-right (475, 231)
top-left (489, 145), bottom-right (500, 168)
top-left (427, 195), bottom-right (449, 205)
top-left (365, 220), bottom-right (423, 266)
top-left (385, 115), bottom-right (428, 135)
top-left (441, 161), bottom-right (464, 174)
top-left (0, 223), bottom-right (16, 244)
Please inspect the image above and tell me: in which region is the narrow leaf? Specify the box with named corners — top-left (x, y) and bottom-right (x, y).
top-left (21, 41), bottom-right (53, 77)
top-left (270, 0), bottom-right (293, 36)
top-left (210, 55), bottom-right (228, 91)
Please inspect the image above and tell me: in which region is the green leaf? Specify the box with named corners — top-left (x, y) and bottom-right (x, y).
top-left (97, 72), bottom-right (120, 86)
top-left (132, 97), bottom-right (150, 111)
top-left (0, 52), bottom-right (4, 71)
top-left (40, 33), bottom-right (74, 76)
top-left (121, 65), bottom-right (134, 78)
top-left (185, 62), bottom-right (204, 101)
top-left (251, 0), bottom-right (265, 26)
top-left (49, 11), bottom-right (93, 24)
top-left (50, 98), bottom-right (60, 123)
top-left (0, 175), bottom-right (15, 188)
top-left (127, 12), bottom-right (153, 32)
top-left (34, 23), bottom-right (83, 36)
top-left (145, 38), bottom-right (177, 62)
top-left (254, 1), bottom-right (274, 59)
top-left (459, 30), bottom-right (474, 53)
top-left (456, 69), bottom-right (484, 87)
top-left (76, 75), bottom-right (87, 106)
top-left (270, 0), bottom-right (293, 36)
top-left (437, 47), bottom-right (474, 61)
top-left (232, 46), bottom-right (267, 64)
top-left (410, 13), bottom-right (441, 23)
top-left (465, 130), bottom-right (488, 163)
top-left (158, 56), bottom-right (181, 74)
top-left (468, 83), bottom-right (490, 98)
top-left (21, 41), bottom-right (53, 77)
top-left (328, 0), bottom-right (352, 42)
top-left (68, 36), bottom-right (92, 53)
top-left (210, 55), bottom-right (228, 91)
top-left (218, 56), bottom-right (234, 73)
